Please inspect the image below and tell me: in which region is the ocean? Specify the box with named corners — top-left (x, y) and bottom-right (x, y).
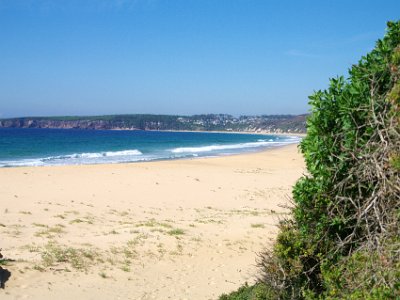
top-left (0, 128), bottom-right (301, 167)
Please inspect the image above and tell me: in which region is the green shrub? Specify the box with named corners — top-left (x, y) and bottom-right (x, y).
top-left (257, 20), bottom-right (400, 299)
top-left (222, 20), bottom-right (400, 300)
top-left (219, 283), bottom-right (278, 300)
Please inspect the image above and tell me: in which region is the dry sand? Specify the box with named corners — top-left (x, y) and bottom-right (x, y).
top-left (0, 144), bottom-right (304, 300)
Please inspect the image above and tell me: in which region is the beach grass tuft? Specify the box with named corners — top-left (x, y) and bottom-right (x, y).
top-left (34, 224), bottom-right (66, 238)
top-left (40, 241), bottom-right (99, 270)
top-left (251, 223), bottom-right (265, 228)
top-left (167, 228), bottom-right (185, 236)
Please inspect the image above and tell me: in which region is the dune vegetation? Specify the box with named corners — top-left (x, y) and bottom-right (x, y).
top-left (220, 20), bottom-right (400, 299)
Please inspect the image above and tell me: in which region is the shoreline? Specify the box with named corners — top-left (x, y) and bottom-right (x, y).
top-left (143, 129), bottom-right (307, 137)
top-left (0, 126), bottom-right (307, 137)
top-left (0, 129), bottom-right (304, 169)
top-left (2, 142), bottom-right (300, 170)
top-left (0, 144), bottom-right (305, 299)
top-left (0, 141), bottom-right (301, 169)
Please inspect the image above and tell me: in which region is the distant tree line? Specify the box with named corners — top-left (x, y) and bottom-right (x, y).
top-left (0, 114), bottom-right (307, 133)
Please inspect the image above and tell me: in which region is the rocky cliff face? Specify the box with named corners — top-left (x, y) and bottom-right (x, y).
top-left (0, 119), bottom-right (138, 130)
top-left (0, 114), bottom-right (307, 133)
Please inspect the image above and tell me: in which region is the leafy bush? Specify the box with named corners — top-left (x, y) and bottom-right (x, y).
top-left (219, 283), bottom-right (278, 300)
top-left (259, 20), bottom-right (400, 299)
top-left (222, 20), bottom-right (400, 299)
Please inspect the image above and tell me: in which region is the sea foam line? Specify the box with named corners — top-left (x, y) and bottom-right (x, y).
top-left (43, 149), bottom-right (143, 160)
top-left (0, 149), bottom-right (143, 167)
top-left (170, 139), bottom-right (300, 153)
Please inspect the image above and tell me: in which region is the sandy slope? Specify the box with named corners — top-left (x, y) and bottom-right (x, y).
top-left (0, 144), bottom-right (304, 300)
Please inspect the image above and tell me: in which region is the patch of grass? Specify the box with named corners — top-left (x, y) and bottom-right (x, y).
top-left (191, 237), bottom-right (202, 242)
top-left (195, 218), bottom-right (224, 224)
top-left (105, 245), bottom-right (137, 270)
top-left (65, 210), bottom-right (79, 215)
top-left (69, 218), bottom-right (84, 224)
top-left (40, 241), bottom-right (99, 270)
top-left (170, 242), bottom-right (184, 256)
top-left (135, 218), bottom-right (173, 229)
top-left (167, 228), bottom-right (185, 236)
top-left (389, 154), bottom-right (400, 171)
top-left (157, 243), bottom-right (166, 256)
top-left (150, 228), bottom-right (165, 233)
top-left (34, 224), bottom-right (65, 238)
top-left (127, 239), bottom-right (139, 247)
top-left (21, 243), bottom-right (41, 253)
top-left (120, 264), bottom-right (131, 272)
top-left (19, 210), bottom-right (32, 215)
top-left (122, 247), bottom-right (136, 259)
top-left (127, 233), bottom-right (148, 247)
top-left (219, 282), bottom-right (277, 300)
top-left (54, 214), bottom-right (66, 219)
top-left (33, 264), bottom-right (45, 272)
top-left (251, 223), bottom-right (265, 229)
top-left (0, 259), bottom-right (10, 266)
top-left (69, 216), bottom-right (94, 225)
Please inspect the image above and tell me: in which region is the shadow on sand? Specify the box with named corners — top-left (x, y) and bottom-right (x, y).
top-left (0, 266), bottom-right (11, 289)
top-left (0, 250), bottom-right (12, 289)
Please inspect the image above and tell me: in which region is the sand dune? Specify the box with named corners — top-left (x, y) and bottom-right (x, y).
top-left (0, 144), bottom-right (304, 300)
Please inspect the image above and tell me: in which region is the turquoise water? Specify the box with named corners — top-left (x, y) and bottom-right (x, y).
top-left (0, 128), bottom-right (301, 167)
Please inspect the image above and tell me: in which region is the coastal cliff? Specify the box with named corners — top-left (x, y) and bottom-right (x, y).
top-left (0, 114), bottom-right (307, 133)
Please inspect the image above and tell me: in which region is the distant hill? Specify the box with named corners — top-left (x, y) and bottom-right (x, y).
top-left (0, 114), bottom-right (307, 133)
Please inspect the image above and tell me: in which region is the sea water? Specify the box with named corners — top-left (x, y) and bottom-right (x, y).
top-left (0, 128), bottom-right (301, 167)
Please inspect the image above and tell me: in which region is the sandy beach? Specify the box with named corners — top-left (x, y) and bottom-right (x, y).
top-left (0, 144), bottom-right (304, 300)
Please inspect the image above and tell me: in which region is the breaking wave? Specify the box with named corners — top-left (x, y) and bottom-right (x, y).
top-left (170, 138), bottom-right (300, 154)
top-left (0, 149), bottom-right (143, 167)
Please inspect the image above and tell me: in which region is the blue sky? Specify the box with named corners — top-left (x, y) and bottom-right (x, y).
top-left (0, 0), bottom-right (399, 118)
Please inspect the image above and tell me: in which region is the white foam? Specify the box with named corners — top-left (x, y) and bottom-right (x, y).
top-left (0, 149), bottom-right (143, 167)
top-left (66, 149), bottom-right (142, 159)
top-left (0, 158), bottom-right (45, 167)
top-left (170, 139), bottom-right (298, 154)
top-left (104, 149), bottom-right (142, 157)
